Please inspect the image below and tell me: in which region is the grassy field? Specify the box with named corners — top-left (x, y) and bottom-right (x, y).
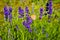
top-left (0, 0), bottom-right (60, 40)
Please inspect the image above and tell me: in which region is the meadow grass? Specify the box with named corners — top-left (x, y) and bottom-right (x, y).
top-left (0, 0), bottom-right (60, 40)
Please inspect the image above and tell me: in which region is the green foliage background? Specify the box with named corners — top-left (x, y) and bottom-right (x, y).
top-left (0, 0), bottom-right (60, 40)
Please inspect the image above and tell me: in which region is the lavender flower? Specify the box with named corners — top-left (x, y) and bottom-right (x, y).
top-left (40, 8), bottom-right (43, 13)
top-left (18, 7), bottom-right (24, 15)
top-left (18, 7), bottom-right (24, 18)
top-left (9, 13), bottom-right (12, 22)
top-left (25, 6), bottom-right (29, 13)
top-left (25, 6), bottom-right (29, 17)
top-left (39, 8), bottom-right (44, 19)
top-left (46, 2), bottom-right (49, 7)
top-left (49, 1), bottom-right (52, 7)
top-left (48, 5), bottom-right (52, 14)
top-left (4, 6), bottom-right (9, 15)
top-left (23, 16), bottom-right (32, 29)
top-left (47, 0), bottom-right (52, 21)
top-left (26, 16), bottom-right (32, 24)
top-left (9, 7), bottom-right (12, 13)
top-left (4, 6), bottom-right (8, 11)
top-left (39, 15), bottom-right (42, 19)
top-left (4, 6), bottom-right (9, 21)
top-left (48, 8), bottom-right (52, 15)
top-left (4, 6), bottom-right (12, 23)
top-left (48, 0), bottom-right (52, 15)
top-left (46, 2), bottom-right (49, 11)
top-left (26, 24), bottom-right (30, 29)
top-left (23, 20), bottom-right (30, 29)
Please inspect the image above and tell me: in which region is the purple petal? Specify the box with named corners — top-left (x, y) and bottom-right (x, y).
top-left (18, 7), bottom-right (24, 15)
top-left (40, 8), bottom-right (43, 13)
top-left (26, 25), bottom-right (30, 29)
top-left (25, 6), bottom-right (29, 13)
top-left (23, 21), bottom-right (30, 29)
top-left (4, 11), bottom-right (9, 15)
top-left (9, 7), bottom-right (12, 12)
top-left (26, 16), bottom-right (32, 24)
top-left (4, 6), bottom-right (8, 11)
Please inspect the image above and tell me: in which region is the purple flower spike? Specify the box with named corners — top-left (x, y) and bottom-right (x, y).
top-left (20, 9), bottom-right (24, 15)
top-left (4, 6), bottom-right (9, 21)
top-left (48, 0), bottom-right (52, 15)
top-left (9, 7), bottom-right (12, 13)
top-left (48, 9), bottom-right (52, 14)
top-left (39, 7), bottom-right (44, 19)
top-left (19, 7), bottom-right (24, 15)
top-left (25, 6), bottom-right (29, 13)
top-left (26, 25), bottom-right (30, 29)
top-left (49, 1), bottom-right (52, 6)
top-left (39, 15), bottom-right (42, 19)
top-left (23, 21), bottom-right (26, 25)
top-left (18, 7), bottom-right (24, 18)
top-left (26, 16), bottom-right (32, 24)
top-left (4, 11), bottom-right (9, 16)
top-left (49, 1), bottom-right (52, 9)
top-left (23, 21), bottom-right (30, 29)
top-left (40, 8), bottom-right (43, 13)
top-left (46, 2), bottom-right (49, 11)
top-left (28, 19), bottom-right (32, 24)
top-left (23, 15), bottom-right (32, 30)
top-left (4, 6), bottom-right (9, 15)
top-left (9, 13), bottom-right (12, 22)
top-left (4, 6), bottom-right (8, 11)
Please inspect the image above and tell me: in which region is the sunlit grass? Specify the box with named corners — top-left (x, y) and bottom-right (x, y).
top-left (0, 0), bottom-right (60, 40)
